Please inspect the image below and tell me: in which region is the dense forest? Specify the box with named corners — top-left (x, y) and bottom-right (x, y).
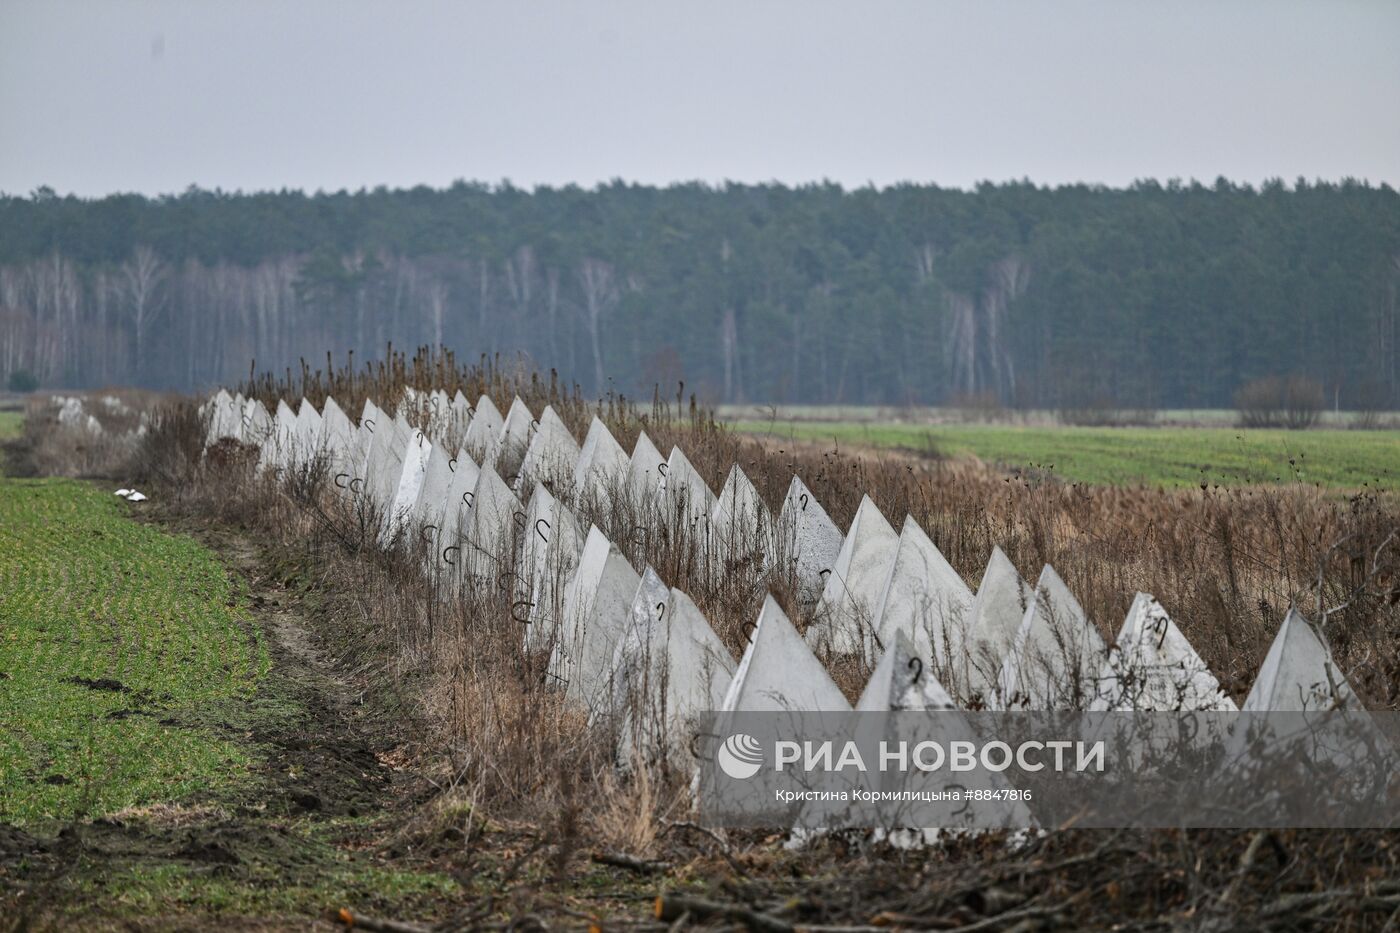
top-left (1, 179), bottom-right (1397, 409)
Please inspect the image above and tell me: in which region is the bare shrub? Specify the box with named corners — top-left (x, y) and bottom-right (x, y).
top-left (1235, 374), bottom-right (1324, 429)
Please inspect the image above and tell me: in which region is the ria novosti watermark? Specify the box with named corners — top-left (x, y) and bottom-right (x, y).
top-left (695, 712), bottom-right (1400, 830)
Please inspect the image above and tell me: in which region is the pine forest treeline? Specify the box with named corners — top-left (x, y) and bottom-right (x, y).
top-left (1, 179), bottom-right (1398, 409)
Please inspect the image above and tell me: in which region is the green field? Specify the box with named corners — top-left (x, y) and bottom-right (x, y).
top-left (0, 409), bottom-right (21, 439)
top-left (731, 420), bottom-right (1400, 489)
top-left (0, 478), bottom-right (269, 823)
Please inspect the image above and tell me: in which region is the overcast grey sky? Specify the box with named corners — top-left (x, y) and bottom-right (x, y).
top-left (2, 0), bottom-right (1397, 197)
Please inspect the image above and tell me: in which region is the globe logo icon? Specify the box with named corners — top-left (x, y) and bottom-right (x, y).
top-left (717, 733), bottom-right (764, 779)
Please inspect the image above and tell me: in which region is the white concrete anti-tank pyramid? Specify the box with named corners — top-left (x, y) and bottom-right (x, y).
top-left (384, 429), bottom-right (432, 540)
top-left (721, 595), bottom-right (850, 713)
top-left (256, 400), bottom-right (297, 475)
top-left (952, 547), bottom-right (1032, 706)
top-left (996, 565), bottom-right (1109, 710)
top-left (624, 431), bottom-right (666, 510)
top-left (364, 413), bottom-right (414, 516)
top-left (497, 396), bottom-right (535, 468)
top-left (806, 495), bottom-right (899, 657)
top-left (574, 417), bottom-right (630, 510)
top-left (319, 397), bottom-right (356, 480)
top-left (856, 631), bottom-right (956, 712)
top-left (520, 483), bottom-right (586, 651)
top-left (204, 389), bottom-right (240, 447)
top-left (463, 394), bottom-right (505, 465)
top-left (293, 398), bottom-right (323, 468)
top-left (871, 516), bottom-right (973, 671)
top-left (435, 448), bottom-right (481, 568)
top-left (341, 400), bottom-right (382, 495)
top-left (456, 464), bottom-right (520, 580)
top-left (1242, 607), bottom-right (1358, 711)
top-left (550, 527), bottom-right (643, 711)
top-left (410, 441), bottom-right (457, 553)
top-left (778, 476), bottom-right (843, 602)
top-left (852, 633), bottom-right (1035, 839)
top-left (240, 397), bottom-right (273, 446)
top-left (657, 445), bottom-right (716, 528)
top-left (1095, 593), bottom-right (1236, 711)
top-left (710, 465), bottom-right (775, 566)
top-left (615, 585), bottom-right (735, 767)
top-left (515, 405), bottom-right (581, 494)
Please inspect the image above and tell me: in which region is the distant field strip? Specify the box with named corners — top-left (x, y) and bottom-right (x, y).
top-left (0, 410), bottom-right (21, 439)
top-left (0, 479), bottom-right (268, 823)
top-left (730, 421), bottom-right (1400, 489)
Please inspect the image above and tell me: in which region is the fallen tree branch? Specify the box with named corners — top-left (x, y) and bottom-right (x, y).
top-left (655, 894), bottom-right (792, 932)
top-left (592, 850), bottom-right (671, 875)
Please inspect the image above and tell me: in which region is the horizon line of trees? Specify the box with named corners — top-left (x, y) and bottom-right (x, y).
top-left (1, 178), bottom-right (1397, 409)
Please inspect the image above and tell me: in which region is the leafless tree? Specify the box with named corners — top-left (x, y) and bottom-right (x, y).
top-left (121, 245), bottom-right (167, 380)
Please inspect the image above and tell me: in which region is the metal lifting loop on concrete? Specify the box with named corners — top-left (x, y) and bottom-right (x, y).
top-left (364, 418), bottom-right (375, 432)
top-left (511, 600), bottom-right (534, 625)
top-left (334, 472), bottom-right (349, 489)
top-left (420, 524), bottom-right (438, 543)
top-left (689, 731), bottom-right (718, 760)
top-left (535, 518), bottom-right (550, 543)
top-left (907, 656), bottom-right (923, 683)
top-left (442, 545), bottom-right (459, 566)
top-left (349, 477), bottom-right (364, 494)
top-left (448, 458), bottom-right (457, 473)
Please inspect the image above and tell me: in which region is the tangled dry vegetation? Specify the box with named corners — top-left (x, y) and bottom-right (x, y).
top-left (128, 348), bottom-right (1400, 930)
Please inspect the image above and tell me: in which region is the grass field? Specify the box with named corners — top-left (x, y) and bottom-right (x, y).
top-left (0, 410), bottom-right (21, 439)
top-left (0, 478), bottom-right (268, 823)
top-left (730, 420), bottom-right (1400, 489)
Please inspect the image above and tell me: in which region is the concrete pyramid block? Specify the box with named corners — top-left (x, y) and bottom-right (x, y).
top-left (456, 464), bottom-right (521, 581)
top-left (857, 631), bottom-right (956, 711)
top-left (256, 400), bottom-right (298, 475)
top-left (1096, 593), bottom-right (1236, 711)
top-left (427, 388), bottom-right (451, 430)
top-left (239, 398), bottom-right (273, 446)
top-left (805, 496), bottom-right (899, 657)
top-left (721, 595), bottom-right (850, 713)
top-left (952, 547), bottom-right (1032, 706)
top-left (463, 394), bottom-right (505, 465)
top-left (497, 396), bottom-right (535, 468)
top-left (435, 448), bottom-right (481, 567)
top-left (342, 400), bottom-right (383, 495)
top-left (411, 441), bottom-right (457, 539)
top-left (657, 446), bottom-right (716, 529)
top-left (364, 413), bottom-right (414, 515)
top-left (319, 396), bottom-right (359, 487)
top-left (515, 405), bottom-right (581, 494)
top-left (520, 483), bottom-right (586, 651)
top-left (710, 465), bottom-right (775, 567)
top-left (615, 585), bottom-right (735, 767)
top-left (295, 398), bottom-right (323, 453)
top-left (624, 431), bottom-right (666, 511)
top-left (870, 517), bottom-right (973, 670)
top-left (777, 476), bottom-right (843, 602)
top-left (574, 417), bottom-right (630, 510)
top-left (203, 389), bottom-right (240, 447)
top-left (850, 640), bottom-right (1035, 839)
top-left (1242, 607), bottom-right (1358, 711)
top-left (996, 565), bottom-right (1108, 710)
top-left (550, 527), bottom-right (643, 711)
top-left (384, 429), bottom-right (432, 539)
